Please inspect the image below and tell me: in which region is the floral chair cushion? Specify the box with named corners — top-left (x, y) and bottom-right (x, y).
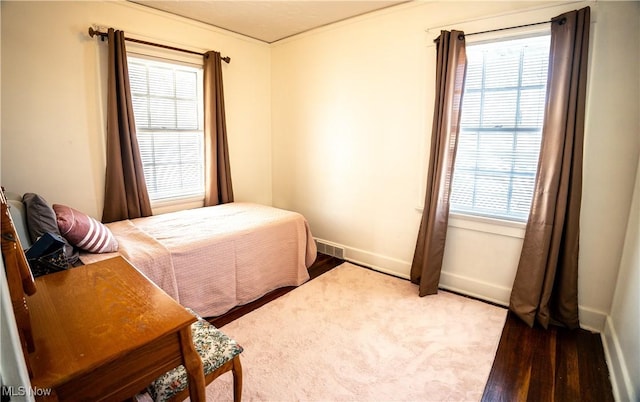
top-left (148, 308), bottom-right (243, 402)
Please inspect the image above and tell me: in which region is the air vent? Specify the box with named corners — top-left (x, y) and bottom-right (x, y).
top-left (315, 240), bottom-right (344, 259)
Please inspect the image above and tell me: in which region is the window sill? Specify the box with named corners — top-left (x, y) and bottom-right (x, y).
top-left (449, 213), bottom-right (526, 239)
top-left (415, 207), bottom-right (527, 239)
top-left (151, 196), bottom-right (204, 215)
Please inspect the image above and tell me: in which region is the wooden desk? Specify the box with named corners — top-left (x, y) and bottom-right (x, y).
top-left (26, 256), bottom-right (206, 401)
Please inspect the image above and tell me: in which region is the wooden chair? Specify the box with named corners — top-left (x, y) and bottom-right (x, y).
top-left (1, 190), bottom-right (37, 376)
top-left (147, 309), bottom-right (243, 402)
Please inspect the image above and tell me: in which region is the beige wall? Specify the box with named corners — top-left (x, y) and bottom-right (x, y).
top-left (605, 157), bottom-right (640, 402)
top-left (1, 1), bottom-right (272, 218)
top-left (271, 0), bottom-right (640, 332)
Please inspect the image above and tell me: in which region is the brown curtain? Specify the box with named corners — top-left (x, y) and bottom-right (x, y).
top-left (203, 51), bottom-right (234, 206)
top-left (102, 29), bottom-right (152, 223)
top-left (411, 31), bottom-right (467, 296)
top-left (509, 7), bottom-right (590, 329)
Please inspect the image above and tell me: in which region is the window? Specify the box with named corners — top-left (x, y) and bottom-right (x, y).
top-left (128, 55), bottom-right (205, 204)
top-left (450, 34), bottom-right (551, 222)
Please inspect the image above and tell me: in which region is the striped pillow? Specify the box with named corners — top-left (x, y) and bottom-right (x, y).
top-left (53, 204), bottom-right (118, 253)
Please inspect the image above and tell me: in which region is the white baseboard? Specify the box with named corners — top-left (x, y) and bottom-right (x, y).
top-left (603, 316), bottom-right (636, 402)
top-left (578, 306), bottom-right (608, 333)
top-left (325, 241), bottom-right (512, 307)
top-left (317, 239), bottom-right (608, 331)
top-left (342, 245), bottom-right (411, 280)
top-left (438, 271), bottom-right (511, 307)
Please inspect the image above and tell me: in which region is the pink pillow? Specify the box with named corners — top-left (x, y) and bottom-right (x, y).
top-left (53, 204), bottom-right (118, 253)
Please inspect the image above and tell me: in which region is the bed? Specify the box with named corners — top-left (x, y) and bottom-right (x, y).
top-left (7, 192), bottom-right (317, 318)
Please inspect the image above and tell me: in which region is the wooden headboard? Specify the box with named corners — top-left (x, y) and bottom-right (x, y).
top-left (1, 189), bottom-right (37, 376)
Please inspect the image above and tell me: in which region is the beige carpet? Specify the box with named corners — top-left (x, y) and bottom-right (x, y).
top-left (200, 262), bottom-right (506, 401)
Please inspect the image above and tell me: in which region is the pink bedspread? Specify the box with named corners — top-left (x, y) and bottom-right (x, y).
top-left (80, 203), bottom-right (316, 317)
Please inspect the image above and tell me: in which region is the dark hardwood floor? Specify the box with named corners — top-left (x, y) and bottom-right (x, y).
top-left (208, 253), bottom-right (614, 401)
top-left (483, 311), bottom-right (614, 402)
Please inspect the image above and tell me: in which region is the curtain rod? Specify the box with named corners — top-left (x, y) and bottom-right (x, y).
top-left (434, 19), bottom-right (554, 42)
top-left (88, 27), bottom-right (230, 64)
top-left (464, 19), bottom-right (553, 37)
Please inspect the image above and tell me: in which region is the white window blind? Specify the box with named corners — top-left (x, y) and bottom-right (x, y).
top-left (127, 55), bottom-right (205, 204)
top-left (451, 34), bottom-right (551, 222)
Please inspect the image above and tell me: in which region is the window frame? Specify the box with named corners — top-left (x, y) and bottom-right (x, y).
top-left (450, 32), bottom-right (551, 223)
top-left (126, 47), bottom-right (206, 210)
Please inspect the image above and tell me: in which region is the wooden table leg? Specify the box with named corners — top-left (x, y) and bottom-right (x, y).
top-left (178, 327), bottom-right (206, 402)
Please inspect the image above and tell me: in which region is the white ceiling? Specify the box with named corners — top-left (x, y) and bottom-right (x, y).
top-left (130, 1), bottom-right (408, 43)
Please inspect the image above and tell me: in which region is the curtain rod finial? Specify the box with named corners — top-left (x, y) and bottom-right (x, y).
top-left (88, 26), bottom-right (107, 41)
